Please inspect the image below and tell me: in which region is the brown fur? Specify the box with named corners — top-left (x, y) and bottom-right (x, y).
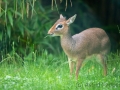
top-left (48, 14), bottom-right (111, 80)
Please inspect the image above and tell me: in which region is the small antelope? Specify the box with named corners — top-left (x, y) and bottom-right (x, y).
top-left (48, 14), bottom-right (111, 80)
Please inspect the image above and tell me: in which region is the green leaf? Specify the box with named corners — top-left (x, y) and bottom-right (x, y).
top-left (17, 22), bottom-right (24, 36)
top-left (0, 33), bottom-right (3, 41)
top-left (0, 11), bottom-right (5, 17)
top-left (7, 25), bottom-right (11, 38)
top-left (8, 10), bottom-right (13, 26)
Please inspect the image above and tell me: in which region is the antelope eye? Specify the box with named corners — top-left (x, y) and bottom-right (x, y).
top-left (56, 24), bottom-right (63, 30)
top-left (57, 24), bottom-right (63, 28)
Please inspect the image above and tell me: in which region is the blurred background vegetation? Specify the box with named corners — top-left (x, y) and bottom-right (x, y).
top-left (0, 0), bottom-right (120, 62)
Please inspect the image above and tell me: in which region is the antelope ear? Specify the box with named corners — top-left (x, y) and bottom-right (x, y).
top-left (60, 14), bottom-right (64, 18)
top-left (66, 14), bottom-right (77, 25)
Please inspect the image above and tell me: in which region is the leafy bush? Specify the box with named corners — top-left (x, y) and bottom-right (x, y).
top-left (0, 0), bottom-right (61, 61)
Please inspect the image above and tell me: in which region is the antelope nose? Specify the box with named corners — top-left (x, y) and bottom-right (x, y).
top-left (48, 31), bottom-right (53, 35)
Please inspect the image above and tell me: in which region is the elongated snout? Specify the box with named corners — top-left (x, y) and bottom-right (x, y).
top-left (48, 30), bottom-right (54, 35)
top-left (47, 27), bottom-right (55, 35)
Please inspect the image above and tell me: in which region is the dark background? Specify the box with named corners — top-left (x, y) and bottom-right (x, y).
top-left (0, 0), bottom-right (120, 61)
top-left (42, 0), bottom-right (120, 52)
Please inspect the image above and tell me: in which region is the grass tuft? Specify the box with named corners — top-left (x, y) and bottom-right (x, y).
top-left (0, 51), bottom-right (120, 90)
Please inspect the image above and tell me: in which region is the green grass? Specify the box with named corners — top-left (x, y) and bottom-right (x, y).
top-left (0, 51), bottom-right (120, 90)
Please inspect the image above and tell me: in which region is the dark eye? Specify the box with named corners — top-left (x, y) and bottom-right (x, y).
top-left (56, 24), bottom-right (63, 30)
top-left (57, 24), bottom-right (63, 28)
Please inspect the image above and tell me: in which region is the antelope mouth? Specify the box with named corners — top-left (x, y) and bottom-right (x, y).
top-left (47, 31), bottom-right (54, 35)
top-left (44, 33), bottom-right (55, 38)
top-left (48, 33), bottom-right (55, 36)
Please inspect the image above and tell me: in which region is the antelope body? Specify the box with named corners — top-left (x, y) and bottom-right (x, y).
top-left (48, 14), bottom-right (111, 79)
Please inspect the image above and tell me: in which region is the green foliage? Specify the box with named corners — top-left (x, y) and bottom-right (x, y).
top-left (0, 0), bottom-right (120, 89)
top-left (0, 0), bottom-right (61, 60)
top-left (0, 51), bottom-right (120, 90)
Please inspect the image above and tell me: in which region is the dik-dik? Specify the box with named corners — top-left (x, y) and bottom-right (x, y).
top-left (48, 14), bottom-right (111, 80)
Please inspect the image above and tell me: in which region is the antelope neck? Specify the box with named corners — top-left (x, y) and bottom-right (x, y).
top-left (60, 31), bottom-right (76, 54)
